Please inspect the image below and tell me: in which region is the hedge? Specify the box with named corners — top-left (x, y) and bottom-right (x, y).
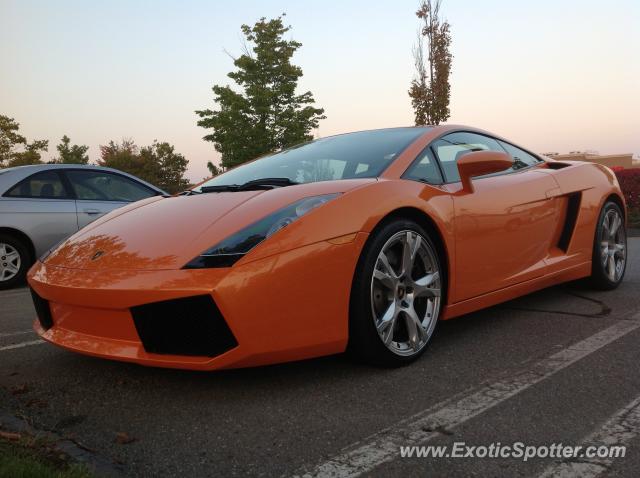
top-left (613, 168), bottom-right (640, 210)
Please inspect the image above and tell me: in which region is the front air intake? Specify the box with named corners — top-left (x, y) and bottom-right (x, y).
top-left (130, 295), bottom-right (237, 357)
top-left (30, 288), bottom-right (53, 331)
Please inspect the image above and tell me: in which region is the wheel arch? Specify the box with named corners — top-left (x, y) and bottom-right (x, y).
top-left (365, 206), bottom-right (451, 302)
top-left (605, 193), bottom-right (626, 223)
top-left (0, 227), bottom-right (36, 264)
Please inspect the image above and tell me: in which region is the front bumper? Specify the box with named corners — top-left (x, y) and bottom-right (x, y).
top-left (28, 233), bottom-right (368, 370)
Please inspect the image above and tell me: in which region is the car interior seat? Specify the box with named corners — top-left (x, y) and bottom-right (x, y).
top-left (40, 183), bottom-right (54, 197)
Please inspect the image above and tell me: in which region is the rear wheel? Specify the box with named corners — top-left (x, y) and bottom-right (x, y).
top-left (349, 219), bottom-right (443, 366)
top-left (0, 233), bottom-right (31, 290)
top-left (589, 201), bottom-right (626, 290)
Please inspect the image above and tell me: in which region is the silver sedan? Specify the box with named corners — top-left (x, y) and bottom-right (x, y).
top-left (0, 164), bottom-right (166, 289)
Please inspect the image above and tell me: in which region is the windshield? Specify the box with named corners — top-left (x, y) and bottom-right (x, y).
top-left (195, 128), bottom-right (429, 191)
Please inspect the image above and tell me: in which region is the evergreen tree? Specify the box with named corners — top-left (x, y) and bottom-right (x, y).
top-left (196, 16), bottom-right (325, 169)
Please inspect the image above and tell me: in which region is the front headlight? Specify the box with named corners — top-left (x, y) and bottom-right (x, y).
top-left (184, 193), bottom-right (340, 268)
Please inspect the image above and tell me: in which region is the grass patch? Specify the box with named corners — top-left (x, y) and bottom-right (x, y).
top-left (0, 435), bottom-right (92, 478)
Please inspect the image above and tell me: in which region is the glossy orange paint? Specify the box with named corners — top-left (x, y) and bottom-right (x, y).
top-left (27, 125), bottom-right (625, 370)
top-left (457, 150), bottom-right (512, 193)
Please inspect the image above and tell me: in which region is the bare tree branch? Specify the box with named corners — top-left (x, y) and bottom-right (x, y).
top-left (409, 0), bottom-right (452, 126)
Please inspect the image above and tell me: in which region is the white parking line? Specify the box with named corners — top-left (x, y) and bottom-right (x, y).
top-left (296, 318), bottom-right (640, 478)
top-left (0, 339), bottom-right (44, 351)
top-left (538, 395), bottom-right (640, 478)
top-left (0, 330), bottom-right (34, 338)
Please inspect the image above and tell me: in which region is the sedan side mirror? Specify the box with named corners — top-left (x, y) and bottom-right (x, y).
top-left (457, 150), bottom-right (513, 193)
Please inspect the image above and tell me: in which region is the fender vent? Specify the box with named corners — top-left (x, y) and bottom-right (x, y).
top-left (558, 192), bottom-right (582, 251)
top-left (547, 161), bottom-right (572, 170)
top-left (131, 295), bottom-right (237, 357)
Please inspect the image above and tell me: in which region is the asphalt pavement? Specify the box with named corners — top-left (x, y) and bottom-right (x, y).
top-left (1, 239), bottom-right (640, 477)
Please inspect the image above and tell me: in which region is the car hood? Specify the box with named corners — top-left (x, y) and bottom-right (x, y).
top-left (45, 179), bottom-right (374, 270)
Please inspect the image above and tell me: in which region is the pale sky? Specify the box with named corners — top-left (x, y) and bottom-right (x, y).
top-left (1, 0), bottom-right (638, 181)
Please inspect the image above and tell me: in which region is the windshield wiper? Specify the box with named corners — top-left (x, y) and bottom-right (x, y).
top-left (238, 177), bottom-right (299, 190)
top-left (201, 177), bottom-right (299, 193)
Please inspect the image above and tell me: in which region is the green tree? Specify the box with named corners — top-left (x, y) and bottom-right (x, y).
top-left (98, 139), bottom-right (142, 172)
top-left (196, 15), bottom-right (325, 169)
top-left (409, 0), bottom-right (453, 125)
top-left (0, 115), bottom-right (25, 165)
top-left (98, 139), bottom-right (158, 187)
top-left (51, 135), bottom-right (89, 164)
top-left (0, 115), bottom-right (48, 167)
top-left (98, 139), bottom-right (190, 194)
top-left (206, 161), bottom-right (223, 177)
top-left (140, 141), bottom-right (190, 194)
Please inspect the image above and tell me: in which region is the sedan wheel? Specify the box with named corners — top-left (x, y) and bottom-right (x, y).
top-left (0, 243), bottom-right (22, 282)
top-left (0, 235), bottom-right (31, 290)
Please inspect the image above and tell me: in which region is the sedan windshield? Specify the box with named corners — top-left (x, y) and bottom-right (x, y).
top-left (195, 127), bottom-right (429, 191)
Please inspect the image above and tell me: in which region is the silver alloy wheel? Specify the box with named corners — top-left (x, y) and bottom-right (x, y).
top-left (370, 230), bottom-right (441, 356)
top-left (600, 208), bottom-right (626, 282)
top-left (0, 243), bottom-right (21, 282)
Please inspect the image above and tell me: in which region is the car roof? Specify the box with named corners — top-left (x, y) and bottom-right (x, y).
top-left (0, 164), bottom-right (167, 195)
top-left (2, 163), bottom-right (130, 173)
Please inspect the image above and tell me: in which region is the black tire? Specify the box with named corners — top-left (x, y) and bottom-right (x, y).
top-left (348, 219), bottom-right (444, 367)
top-left (589, 201), bottom-right (627, 290)
top-left (0, 233), bottom-right (32, 290)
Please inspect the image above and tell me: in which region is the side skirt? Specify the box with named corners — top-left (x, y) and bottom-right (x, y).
top-left (441, 261), bottom-right (592, 320)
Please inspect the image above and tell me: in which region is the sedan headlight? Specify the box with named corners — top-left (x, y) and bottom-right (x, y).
top-left (184, 193), bottom-right (340, 268)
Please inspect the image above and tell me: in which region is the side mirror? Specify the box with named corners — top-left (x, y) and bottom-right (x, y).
top-left (457, 150), bottom-right (513, 193)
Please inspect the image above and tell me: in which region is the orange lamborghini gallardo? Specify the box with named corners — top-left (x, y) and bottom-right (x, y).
top-left (28, 125), bottom-right (627, 369)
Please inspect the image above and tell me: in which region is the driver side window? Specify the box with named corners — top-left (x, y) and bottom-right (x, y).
top-left (498, 141), bottom-right (541, 170)
top-left (433, 132), bottom-right (504, 183)
top-left (65, 170), bottom-right (154, 202)
top-left (403, 147), bottom-right (443, 184)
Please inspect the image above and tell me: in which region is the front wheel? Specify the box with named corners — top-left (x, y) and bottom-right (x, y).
top-left (0, 234), bottom-right (31, 290)
top-left (589, 201), bottom-right (627, 290)
top-left (348, 219), bottom-right (443, 366)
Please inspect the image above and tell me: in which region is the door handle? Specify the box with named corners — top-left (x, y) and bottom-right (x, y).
top-left (83, 209), bottom-right (101, 215)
